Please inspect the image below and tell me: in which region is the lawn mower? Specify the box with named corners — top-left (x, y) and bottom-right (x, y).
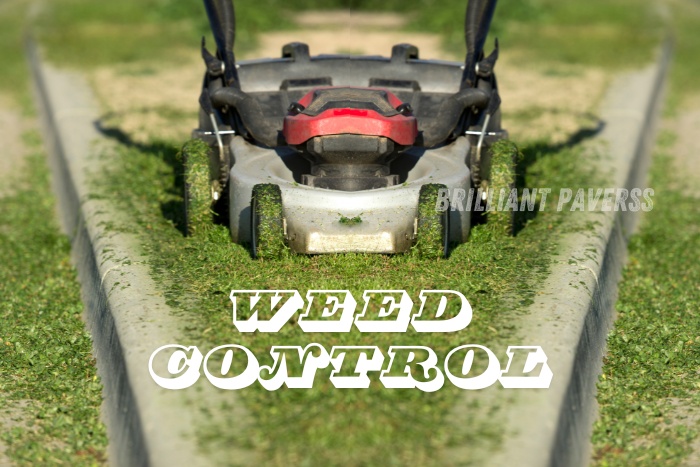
top-left (184, 0), bottom-right (513, 258)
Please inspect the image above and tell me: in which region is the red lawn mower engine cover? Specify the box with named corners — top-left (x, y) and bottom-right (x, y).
top-left (283, 87), bottom-right (418, 191)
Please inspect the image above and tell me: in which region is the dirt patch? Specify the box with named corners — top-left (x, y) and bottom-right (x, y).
top-left (89, 11), bottom-right (607, 156)
top-left (0, 95), bottom-right (31, 196)
top-left (0, 398), bottom-right (71, 465)
top-left (667, 396), bottom-right (700, 467)
top-left (90, 62), bottom-right (201, 144)
top-left (627, 396), bottom-right (700, 465)
top-left (246, 10), bottom-right (447, 60)
top-left (664, 93), bottom-right (700, 194)
top-left (294, 11), bottom-right (408, 29)
top-left (0, 399), bottom-right (35, 466)
top-left (252, 30), bottom-right (447, 60)
top-left (498, 62), bottom-right (608, 143)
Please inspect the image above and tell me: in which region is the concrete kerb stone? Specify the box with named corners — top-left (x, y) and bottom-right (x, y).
top-left (27, 42), bottom-right (240, 467)
top-left (481, 43), bottom-right (671, 467)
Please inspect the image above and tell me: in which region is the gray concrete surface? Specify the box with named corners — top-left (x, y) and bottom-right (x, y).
top-left (27, 42), bottom-right (255, 467)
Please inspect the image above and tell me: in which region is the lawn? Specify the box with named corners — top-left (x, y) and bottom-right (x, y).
top-left (2, 0), bottom-right (698, 464)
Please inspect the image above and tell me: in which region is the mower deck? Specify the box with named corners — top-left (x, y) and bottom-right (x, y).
top-left (227, 135), bottom-right (473, 253)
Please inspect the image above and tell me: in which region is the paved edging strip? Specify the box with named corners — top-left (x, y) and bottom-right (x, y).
top-left (484, 43), bottom-right (671, 467)
top-left (27, 42), bottom-right (226, 467)
top-left (551, 45), bottom-right (670, 467)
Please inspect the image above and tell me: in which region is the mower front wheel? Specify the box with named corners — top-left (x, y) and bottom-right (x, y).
top-left (182, 139), bottom-right (213, 237)
top-left (486, 140), bottom-right (519, 237)
top-left (413, 184), bottom-right (450, 259)
top-left (250, 184), bottom-right (287, 259)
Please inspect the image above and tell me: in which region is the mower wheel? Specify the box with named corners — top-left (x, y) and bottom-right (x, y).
top-left (414, 183), bottom-right (449, 259)
top-left (182, 139), bottom-right (213, 237)
top-left (486, 140), bottom-right (518, 237)
top-left (251, 184), bottom-right (287, 259)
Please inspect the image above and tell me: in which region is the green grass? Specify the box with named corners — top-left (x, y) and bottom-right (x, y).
top-left (44, 3), bottom-right (626, 461)
top-left (413, 183), bottom-right (448, 259)
top-left (591, 134), bottom-right (700, 466)
top-left (0, 135), bottom-right (108, 465)
top-left (0, 1), bottom-right (34, 107)
top-left (250, 183), bottom-right (288, 259)
top-left (90, 122), bottom-right (602, 464)
top-left (34, 0), bottom-right (294, 69)
top-left (16, 0), bottom-right (401, 67)
top-left (485, 140), bottom-right (522, 237)
top-left (30, 0), bottom-right (665, 77)
top-left (590, 1), bottom-right (700, 464)
top-left (338, 215), bottom-right (362, 225)
top-left (13, 0), bottom-right (691, 463)
top-left (666, 0), bottom-right (700, 107)
top-left (402, 0), bottom-right (661, 70)
top-left (0, 4), bottom-right (107, 463)
top-left (181, 138), bottom-right (214, 237)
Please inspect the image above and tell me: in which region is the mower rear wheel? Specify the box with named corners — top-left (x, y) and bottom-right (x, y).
top-left (414, 183), bottom-right (449, 259)
top-left (251, 184), bottom-right (287, 259)
top-left (486, 141), bottom-right (518, 237)
top-left (182, 139), bottom-right (213, 237)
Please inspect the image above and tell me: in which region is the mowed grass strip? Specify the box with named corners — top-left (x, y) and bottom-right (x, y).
top-left (0, 135), bottom-right (107, 465)
top-left (93, 127), bottom-right (600, 464)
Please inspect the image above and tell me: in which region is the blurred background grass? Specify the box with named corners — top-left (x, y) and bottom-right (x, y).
top-left (33, 0), bottom-right (661, 68)
top-left (6, 0), bottom-right (697, 103)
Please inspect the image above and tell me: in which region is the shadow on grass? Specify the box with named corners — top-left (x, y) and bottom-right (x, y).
top-left (94, 119), bottom-right (188, 236)
top-left (519, 117), bottom-right (605, 172)
top-left (513, 116), bottom-right (606, 233)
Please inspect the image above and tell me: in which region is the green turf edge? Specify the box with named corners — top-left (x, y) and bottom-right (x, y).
top-left (590, 133), bottom-right (700, 466)
top-left (87, 124), bottom-right (608, 465)
top-left (0, 133), bottom-right (108, 466)
top-left (590, 2), bottom-right (700, 463)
